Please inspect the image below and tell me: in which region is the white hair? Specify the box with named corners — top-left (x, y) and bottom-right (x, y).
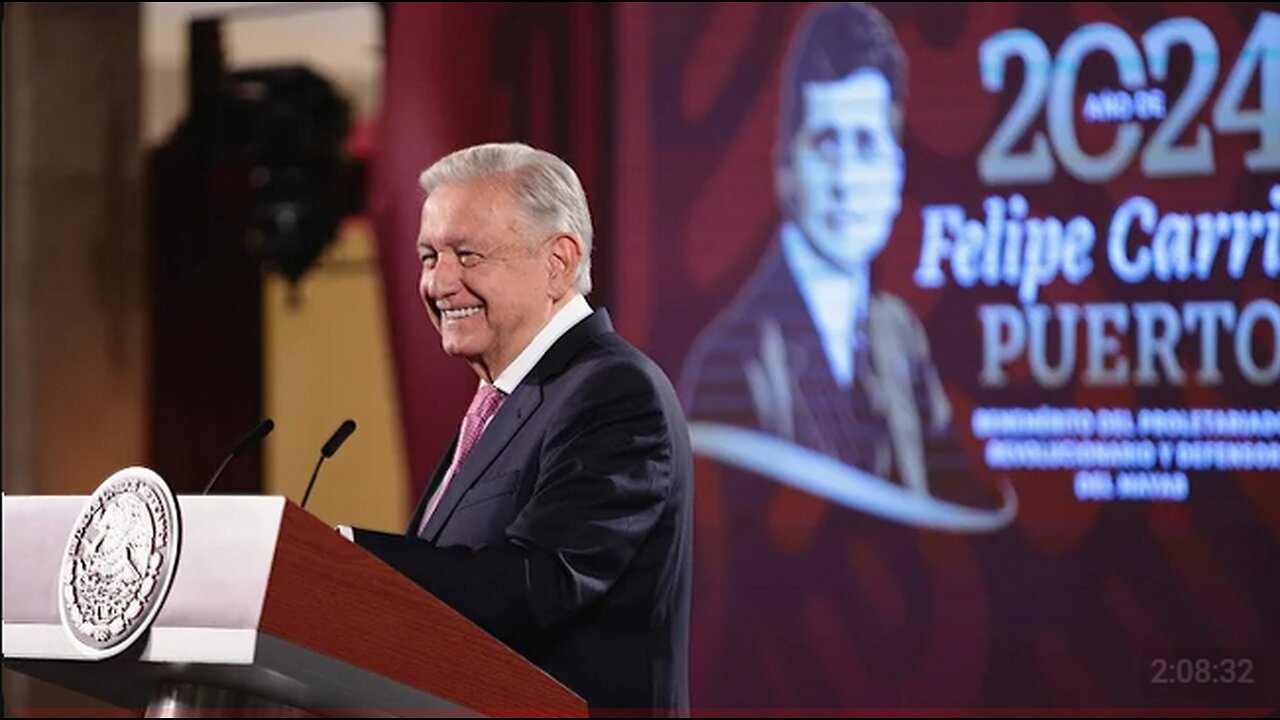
top-left (419, 142), bottom-right (594, 295)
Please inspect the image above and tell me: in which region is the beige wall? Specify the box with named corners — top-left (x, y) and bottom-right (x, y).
top-left (263, 219), bottom-right (409, 532)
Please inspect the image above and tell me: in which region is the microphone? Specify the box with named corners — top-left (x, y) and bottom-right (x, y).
top-left (321, 419), bottom-right (357, 459)
top-left (301, 419), bottom-right (356, 509)
top-left (203, 419), bottom-right (275, 495)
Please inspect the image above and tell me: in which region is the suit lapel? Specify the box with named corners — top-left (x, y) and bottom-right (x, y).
top-left (406, 434), bottom-right (456, 536)
top-left (420, 381), bottom-right (542, 542)
top-left (418, 309), bottom-right (616, 543)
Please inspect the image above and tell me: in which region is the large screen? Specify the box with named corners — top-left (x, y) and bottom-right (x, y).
top-left (615, 2), bottom-right (1279, 710)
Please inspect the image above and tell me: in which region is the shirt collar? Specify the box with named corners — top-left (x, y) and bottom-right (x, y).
top-left (492, 294), bottom-right (593, 394)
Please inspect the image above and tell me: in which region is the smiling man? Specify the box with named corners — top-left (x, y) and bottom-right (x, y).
top-left (350, 143), bottom-right (693, 716)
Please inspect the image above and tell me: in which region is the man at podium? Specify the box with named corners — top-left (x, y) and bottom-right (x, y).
top-left (348, 142), bottom-right (693, 716)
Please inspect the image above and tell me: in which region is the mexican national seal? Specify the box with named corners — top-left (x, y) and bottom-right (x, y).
top-left (59, 467), bottom-right (181, 659)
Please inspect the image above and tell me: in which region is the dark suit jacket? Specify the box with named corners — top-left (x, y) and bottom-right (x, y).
top-left (354, 309), bottom-right (693, 716)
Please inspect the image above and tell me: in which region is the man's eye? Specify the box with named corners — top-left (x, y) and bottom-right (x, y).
top-left (420, 252), bottom-right (437, 267)
top-left (458, 252), bottom-right (480, 267)
top-left (810, 129), bottom-right (838, 159)
top-left (858, 131), bottom-right (888, 159)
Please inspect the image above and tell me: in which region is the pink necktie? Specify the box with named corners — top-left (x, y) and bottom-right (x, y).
top-left (419, 383), bottom-right (506, 536)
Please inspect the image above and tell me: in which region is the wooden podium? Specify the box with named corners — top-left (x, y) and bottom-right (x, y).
top-left (1, 495), bottom-right (587, 717)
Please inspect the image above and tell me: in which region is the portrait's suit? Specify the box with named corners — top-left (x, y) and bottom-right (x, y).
top-left (354, 309), bottom-right (692, 717)
top-left (680, 243), bottom-right (953, 487)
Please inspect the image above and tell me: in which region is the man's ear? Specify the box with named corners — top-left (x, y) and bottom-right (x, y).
top-left (547, 233), bottom-right (583, 297)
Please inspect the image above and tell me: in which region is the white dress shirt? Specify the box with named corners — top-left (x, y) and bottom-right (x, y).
top-left (780, 222), bottom-right (869, 389)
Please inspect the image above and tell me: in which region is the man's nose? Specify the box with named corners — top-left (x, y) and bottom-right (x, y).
top-left (831, 154), bottom-right (860, 199)
top-left (425, 253), bottom-right (461, 298)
